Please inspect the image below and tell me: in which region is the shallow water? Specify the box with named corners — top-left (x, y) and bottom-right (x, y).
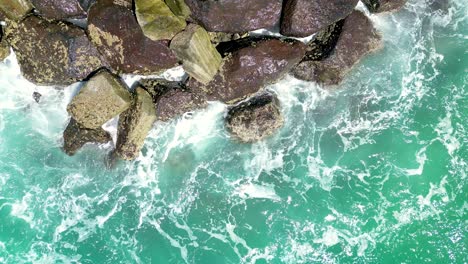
top-left (0, 1), bottom-right (467, 263)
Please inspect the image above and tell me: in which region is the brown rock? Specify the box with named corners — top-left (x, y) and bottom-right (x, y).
top-left (292, 11), bottom-right (383, 85)
top-left (5, 16), bottom-right (106, 85)
top-left (87, 0), bottom-right (178, 75)
top-left (281, 0), bottom-right (358, 37)
top-left (362, 0), bottom-right (407, 13)
top-left (63, 118), bottom-right (112, 156)
top-left (0, 0), bottom-right (33, 21)
top-left (30, 0), bottom-right (87, 19)
top-left (190, 38), bottom-right (307, 104)
top-left (226, 92), bottom-right (284, 143)
top-left (0, 26), bottom-right (10, 61)
top-left (303, 20), bottom-right (344, 61)
top-left (184, 0), bottom-right (282, 33)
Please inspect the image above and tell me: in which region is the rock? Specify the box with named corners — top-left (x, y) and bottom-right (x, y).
top-left (362, 0), bottom-right (407, 13)
top-left (32, 91), bottom-right (41, 103)
top-left (189, 38), bottom-right (307, 104)
top-left (63, 118), bottom-right (112, 156)
top-left (164, 0), bottom-right (190, 19)
top-left (226, 92), bottom-right (284, 143)
top-left (30, 0), bottom-right (87, 20)
top-left (0, 26), bottom-right (10, 61)
top-left (67, 70), bottom-right (132, 129)
top-left (140, 79), bottom-right (207, 121)
top-left (281, 0), bottom-right (358, 37)
top-left (88, 0), bottom-right (178, 75)
top-left (135, 0), bottom-right (186, 41)
top-left (170, 24), bottom-right (222, 84)
top-left (209, 32), bottom-right (249, 46)
top-left (5, 16), bottom-right (105, 85)
top-left (292, 11), bottom-right (383, 85)
top-left (303, 20), bottom-right (344, 61)
top-left (115, 87), bottom-right (157, 160)
top-left (0, 0), bottom-right (33, 20)
top-left (184, 0), bottom-right (282, 33)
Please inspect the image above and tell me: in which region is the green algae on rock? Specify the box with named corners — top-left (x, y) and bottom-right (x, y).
top-left (0, 26), bottom-right (10, 61)
top-left (164, 0), bottom-right (190, 19)
top-left (63, 118), bottom-right (112, 156)
top-left (67, 70), bottom-right (132, 129)
top-left (5, 16), bottom-right (105, 85)
top-left (226, 92), bottom-right (284, 143)
top-left (116, 87), bottom-right (157, 160)
top-left (135, 0), bottom-right (186, 41)
top-left (0, 0), bottom-right (33, 20)
top-left (171, 24), bottom-right (222, 84)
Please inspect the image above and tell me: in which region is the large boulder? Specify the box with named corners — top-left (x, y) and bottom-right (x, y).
top-left (303, 20), bottom-right (344, 61)
top-left (67, 70), bottom-right (132, 129)
top-left (0, 26), bottom-right (10, 61)
top-left (115, 87), bottom-right (157, 160)
top-left (5, 16), bottom-right (106, 85)
top-left (226, 92), bottom-right (284, 143)
top-left (63, 118), bottom-right (112, 156)
top-left (292, 11), bottom-right (382, 85)
top-left (164, 0), bottom-right (190, 18)
top-left (30, 0), bottom-right (88, 20)
top-left (87, 0), bottom-right (178, 74)
top-left (135, 0), bottom-right (186, 41)
top-left (184, 0), bottom-right (282, 33)
top-left (140, 79), bottom-right (207, 121)
top-left (170, 24), bottom-right (222, 84)
top-left (281, 0), bottom-right (358, 37)
top-left (189, 38), bottom-right (307, 104)
top-left (362, 0), bottom-right (407, 13)
top-left (0, 0), bottom-right (33, 21)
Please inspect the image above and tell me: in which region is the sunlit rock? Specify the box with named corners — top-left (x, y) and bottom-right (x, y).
top-left (0, 26), bottom-right (10, 61)
top-left (0, 0), bottom-right (33, 21)
top-left (164, 0), bottom-right (190, 19)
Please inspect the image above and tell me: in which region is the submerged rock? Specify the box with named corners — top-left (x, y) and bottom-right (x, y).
top-left (30, 0), bottom-right (87, 20)
top-left (140, 79), bottom-right (207, 121)
top-left (292, 11), bottom-right (382, 85)
top-left (184, 0), bottom-right (282, 33)
top-left (32, 91), bottom-right (41, 103)
top-left (88, 0), bottom-right (178, 74)
top-left (115, 87), bottom-right (157, 160)
top-left (362, 0), bottom-right (407, 13)
top-left (170, 24), bottom-right (222, 84)
top-left (63, 118), bottom-right (112, 156)
top-left (135, 0), bottom-right (186, 41)
top-left (190, 38), bottom-right (307, 104)
top-left (0, 0), bottom-right (33, 20)
top-left (303, 20), bottom-right (344, 61)
top-left (226, 92), bottom-right (284, 143)
top-left (281, 0), bottom-right (358, 37)
top-left (67, 70), bottom-right (132, 129)
top-left (5, 16), bottom-right (105, 85)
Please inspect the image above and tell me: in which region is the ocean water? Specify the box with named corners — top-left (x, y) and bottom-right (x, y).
top-left (0, 1), bottom-right (467, 263)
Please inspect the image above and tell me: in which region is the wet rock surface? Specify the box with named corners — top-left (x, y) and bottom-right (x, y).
top-left (292, 11), bottom-right (383, 85)
top-left (226, 92), bottom-right (284, 143)
top-left (362, 0), bottom-right (408, 13)
top-left (190, 38), bottom-right (307, 104)
top-left (5, 16), bottom-right (105, 85)
top-left (67, 70), bottom-right (132, 129)
top-left (115, 87), bottom-right (157, 160)
top-left (184, 0), bottom-right (282, 33)
top-left (88, 0), bottom-right (178, 74)
top-left (281, 0), bottom-right (358, 37)
top-left (32, 91), bottom-right (42, 103)
top-left (30, 0), bottom-right (87, 20)
top-left (303, 20), bottom-right (344, 61)
top-left (0, 0), bottom-right (33, 20)
top-left (0, 26), bottom-right (10, 61)
top-left (63, 118), bottom-right (112, 156)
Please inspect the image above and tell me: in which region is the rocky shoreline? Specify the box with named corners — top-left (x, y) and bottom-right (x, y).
top-left (0, 0), bottom-right (408, 160)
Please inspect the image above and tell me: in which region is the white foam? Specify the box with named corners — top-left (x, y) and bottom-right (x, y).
top-left (236, 182), bottom-right (281, 201)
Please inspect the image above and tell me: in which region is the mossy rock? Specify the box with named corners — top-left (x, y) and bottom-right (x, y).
top-left (63, 118), bottom-right (112, 156)
top-left (0, 0), bottom-right (33, 21)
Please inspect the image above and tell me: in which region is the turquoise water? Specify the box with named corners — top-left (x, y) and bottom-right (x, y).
top-left (0, 1), bottom-right (467, 263)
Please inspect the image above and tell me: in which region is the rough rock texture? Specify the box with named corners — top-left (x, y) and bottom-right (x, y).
top-left (170, 24), bottom-right (222, 84)
top-left (140, 79), bottom-right (207, 121)
top-left (362, 0), bottom-right (407, 13)
top-left (0, 0), bottom-right (33, 20)
top-left (135, 0), bottom-right (186, 41)
top-left (184, 0), bottom-right (282, 33)
top-left (164, 0), bottom-right (190, 18)
top-left (67, 71), bottom-right (132, 129)
top-left (226, 92), bottom-right (284, 143)
top-left (115, 87), bottom-right (157, 160)
top-left (292, 11), bottom-right (383, 85)
top-left (209, 32), bottom-right (249, 46)
top-left (190, 38), bottom-right (307, 104)
top-left (88, 0), bottom-right (178, 74)
top-left (5, 16), bottom-right (105, 85)
top-left (281, 0), bottom-right (358, 37)
top-left (30, 0), bottom-right (87, 20)
top-left (303, 20), bottom-right (344, 61)
top-left (0, 26), bottom-right (10, 61)
top-left (63, 118), bottom-right (112, 156)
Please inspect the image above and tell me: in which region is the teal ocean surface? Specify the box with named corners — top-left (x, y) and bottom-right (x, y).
top-left (0, 1), bottom-right (466, 263)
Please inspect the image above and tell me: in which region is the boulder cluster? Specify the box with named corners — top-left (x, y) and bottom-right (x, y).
top-left (0, 0), bottom-right (407, 160)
